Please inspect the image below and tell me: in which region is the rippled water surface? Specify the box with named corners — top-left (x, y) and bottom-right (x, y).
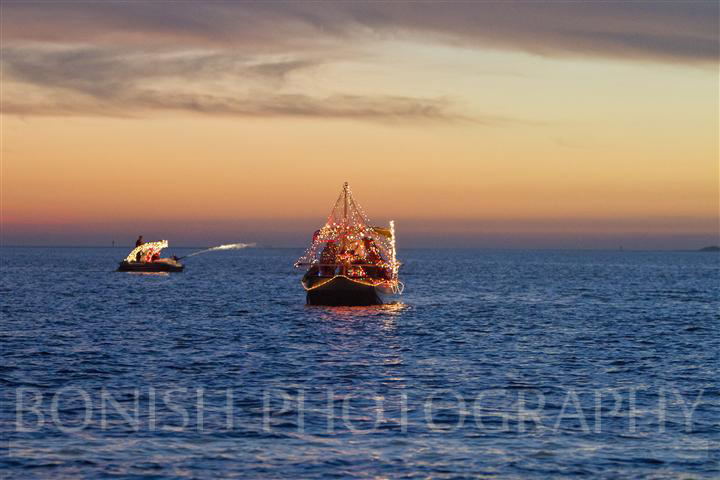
top-left (2, 247), bottom-right (718, 478)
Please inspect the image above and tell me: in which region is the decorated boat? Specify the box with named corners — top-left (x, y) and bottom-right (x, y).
top-left (295, 182), bottom-right (403, 306)
top-left (117, 240), bottom-right (184, 272)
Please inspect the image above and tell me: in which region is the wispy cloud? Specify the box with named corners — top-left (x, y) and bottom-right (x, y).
top-left (132, 92), bottom-right (458, 122)
top-left (1, 45), bottom-right (465, 121)
top-left (1, 92), bottom-right (462, 122)
top-left (2, 46), bottom-right (318, 96)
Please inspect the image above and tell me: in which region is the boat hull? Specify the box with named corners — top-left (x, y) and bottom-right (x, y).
top-left (303, 275), bottom-right (399, 306)
top-left (117, 260), bottom-right (184, 272)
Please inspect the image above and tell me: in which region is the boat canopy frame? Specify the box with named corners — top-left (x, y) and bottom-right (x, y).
top-left (124, 240), bottom-right (169, 262)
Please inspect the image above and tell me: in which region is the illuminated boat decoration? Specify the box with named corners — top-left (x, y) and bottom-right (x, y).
top-left (117, 240), bottom-right (184, 272)
top-left (295, 182), bottom-right (403, 306)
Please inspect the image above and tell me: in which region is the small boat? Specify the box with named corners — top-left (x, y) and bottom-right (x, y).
top-left (295, 183), bottom-right (403, 306)
top-left (117, 240), bottom-right (184, 272)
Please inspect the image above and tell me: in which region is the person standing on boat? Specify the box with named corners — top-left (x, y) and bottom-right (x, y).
top-left (132, 235), bottom-right (144, 263)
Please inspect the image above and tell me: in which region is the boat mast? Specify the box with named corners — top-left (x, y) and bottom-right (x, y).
top-left (343, 181), bottom-right (348, 223)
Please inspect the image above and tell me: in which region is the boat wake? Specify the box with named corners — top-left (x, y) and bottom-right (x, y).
top-left (184, 243), bottom-right (256, 258)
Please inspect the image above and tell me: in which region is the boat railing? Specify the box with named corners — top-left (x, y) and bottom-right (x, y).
top-left (297, 263), bottom-right (391, 267)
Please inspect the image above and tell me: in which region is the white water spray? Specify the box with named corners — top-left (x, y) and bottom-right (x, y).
top-left (183, 243), bottom-right (256, 259)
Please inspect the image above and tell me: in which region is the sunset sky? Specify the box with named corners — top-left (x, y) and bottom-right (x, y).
top-left (1, 1), bottom-right (718, 248)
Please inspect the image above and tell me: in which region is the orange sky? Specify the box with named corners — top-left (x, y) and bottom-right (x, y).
top-left (1, 2), bottom-right (718, 248)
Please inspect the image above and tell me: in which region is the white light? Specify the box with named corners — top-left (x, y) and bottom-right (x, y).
top-left (389, 220), bottom-right (398, 278)
top-left (125, 240), bottom-right (168, 262)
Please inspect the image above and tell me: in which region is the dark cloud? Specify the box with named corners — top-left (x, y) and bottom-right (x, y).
top-left (2, 1), bottom-right (715, 120)
top-left (2, 1), bottom-right (717, 63)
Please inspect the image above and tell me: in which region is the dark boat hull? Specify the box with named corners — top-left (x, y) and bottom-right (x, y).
top-left (303, 275), bottom-right (398, 306)
top-left (117, 261), bottom-right (184, 272)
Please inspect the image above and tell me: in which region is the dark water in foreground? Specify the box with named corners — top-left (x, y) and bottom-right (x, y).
top-left (1, 247), bottom-right (718, 478)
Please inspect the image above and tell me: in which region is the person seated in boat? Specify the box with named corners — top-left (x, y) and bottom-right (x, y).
top-left (337, 248), bottom-right (356, 276)
top-left (151, 252), bottom-right (160, 262)
top-left (319, 241), bottom-right (337, 277)
top-left (347, 265), bottom-right (365, 278)
top-left (135, 235), bottom-right (144, 247)
top-left (135, 250), bottom-right (143, 263)
top-left (362, 237), bottom-right (381, 277)
top-left (350, 256), bottom-right (363, 272)
top-left (380, 264), bottom-right (394, 280)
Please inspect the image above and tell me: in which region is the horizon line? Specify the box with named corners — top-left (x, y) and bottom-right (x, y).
top-left (1, 244), bottom-right (718, 253)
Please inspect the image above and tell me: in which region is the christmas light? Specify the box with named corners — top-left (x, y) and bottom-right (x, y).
top-left (389, 220), bottom-right (398, 277)
top-left (302, 275), bottom-right (398, 291)
top-left (295, 183), bottom-right (402, 293)
top-left (125, 240), bottom-right (169, 262)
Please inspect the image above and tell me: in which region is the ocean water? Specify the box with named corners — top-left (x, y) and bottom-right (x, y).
top-left (1, 246), bottom-right (718, 478)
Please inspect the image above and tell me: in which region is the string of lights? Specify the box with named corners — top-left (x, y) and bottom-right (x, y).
top-left (294, 184), bottom-right (400, 284)
top-left (302, 274), bottom-right (399, 291)
top-left (124, 240), bottom-right (169, 262)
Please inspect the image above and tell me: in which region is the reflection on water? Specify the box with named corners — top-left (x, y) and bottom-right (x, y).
top-left (307, 302), bottom-right (407, 319)
top-left (304, 303), bottom-right (407, 342)
top-left (125, 271), bottom-right (170, 276)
